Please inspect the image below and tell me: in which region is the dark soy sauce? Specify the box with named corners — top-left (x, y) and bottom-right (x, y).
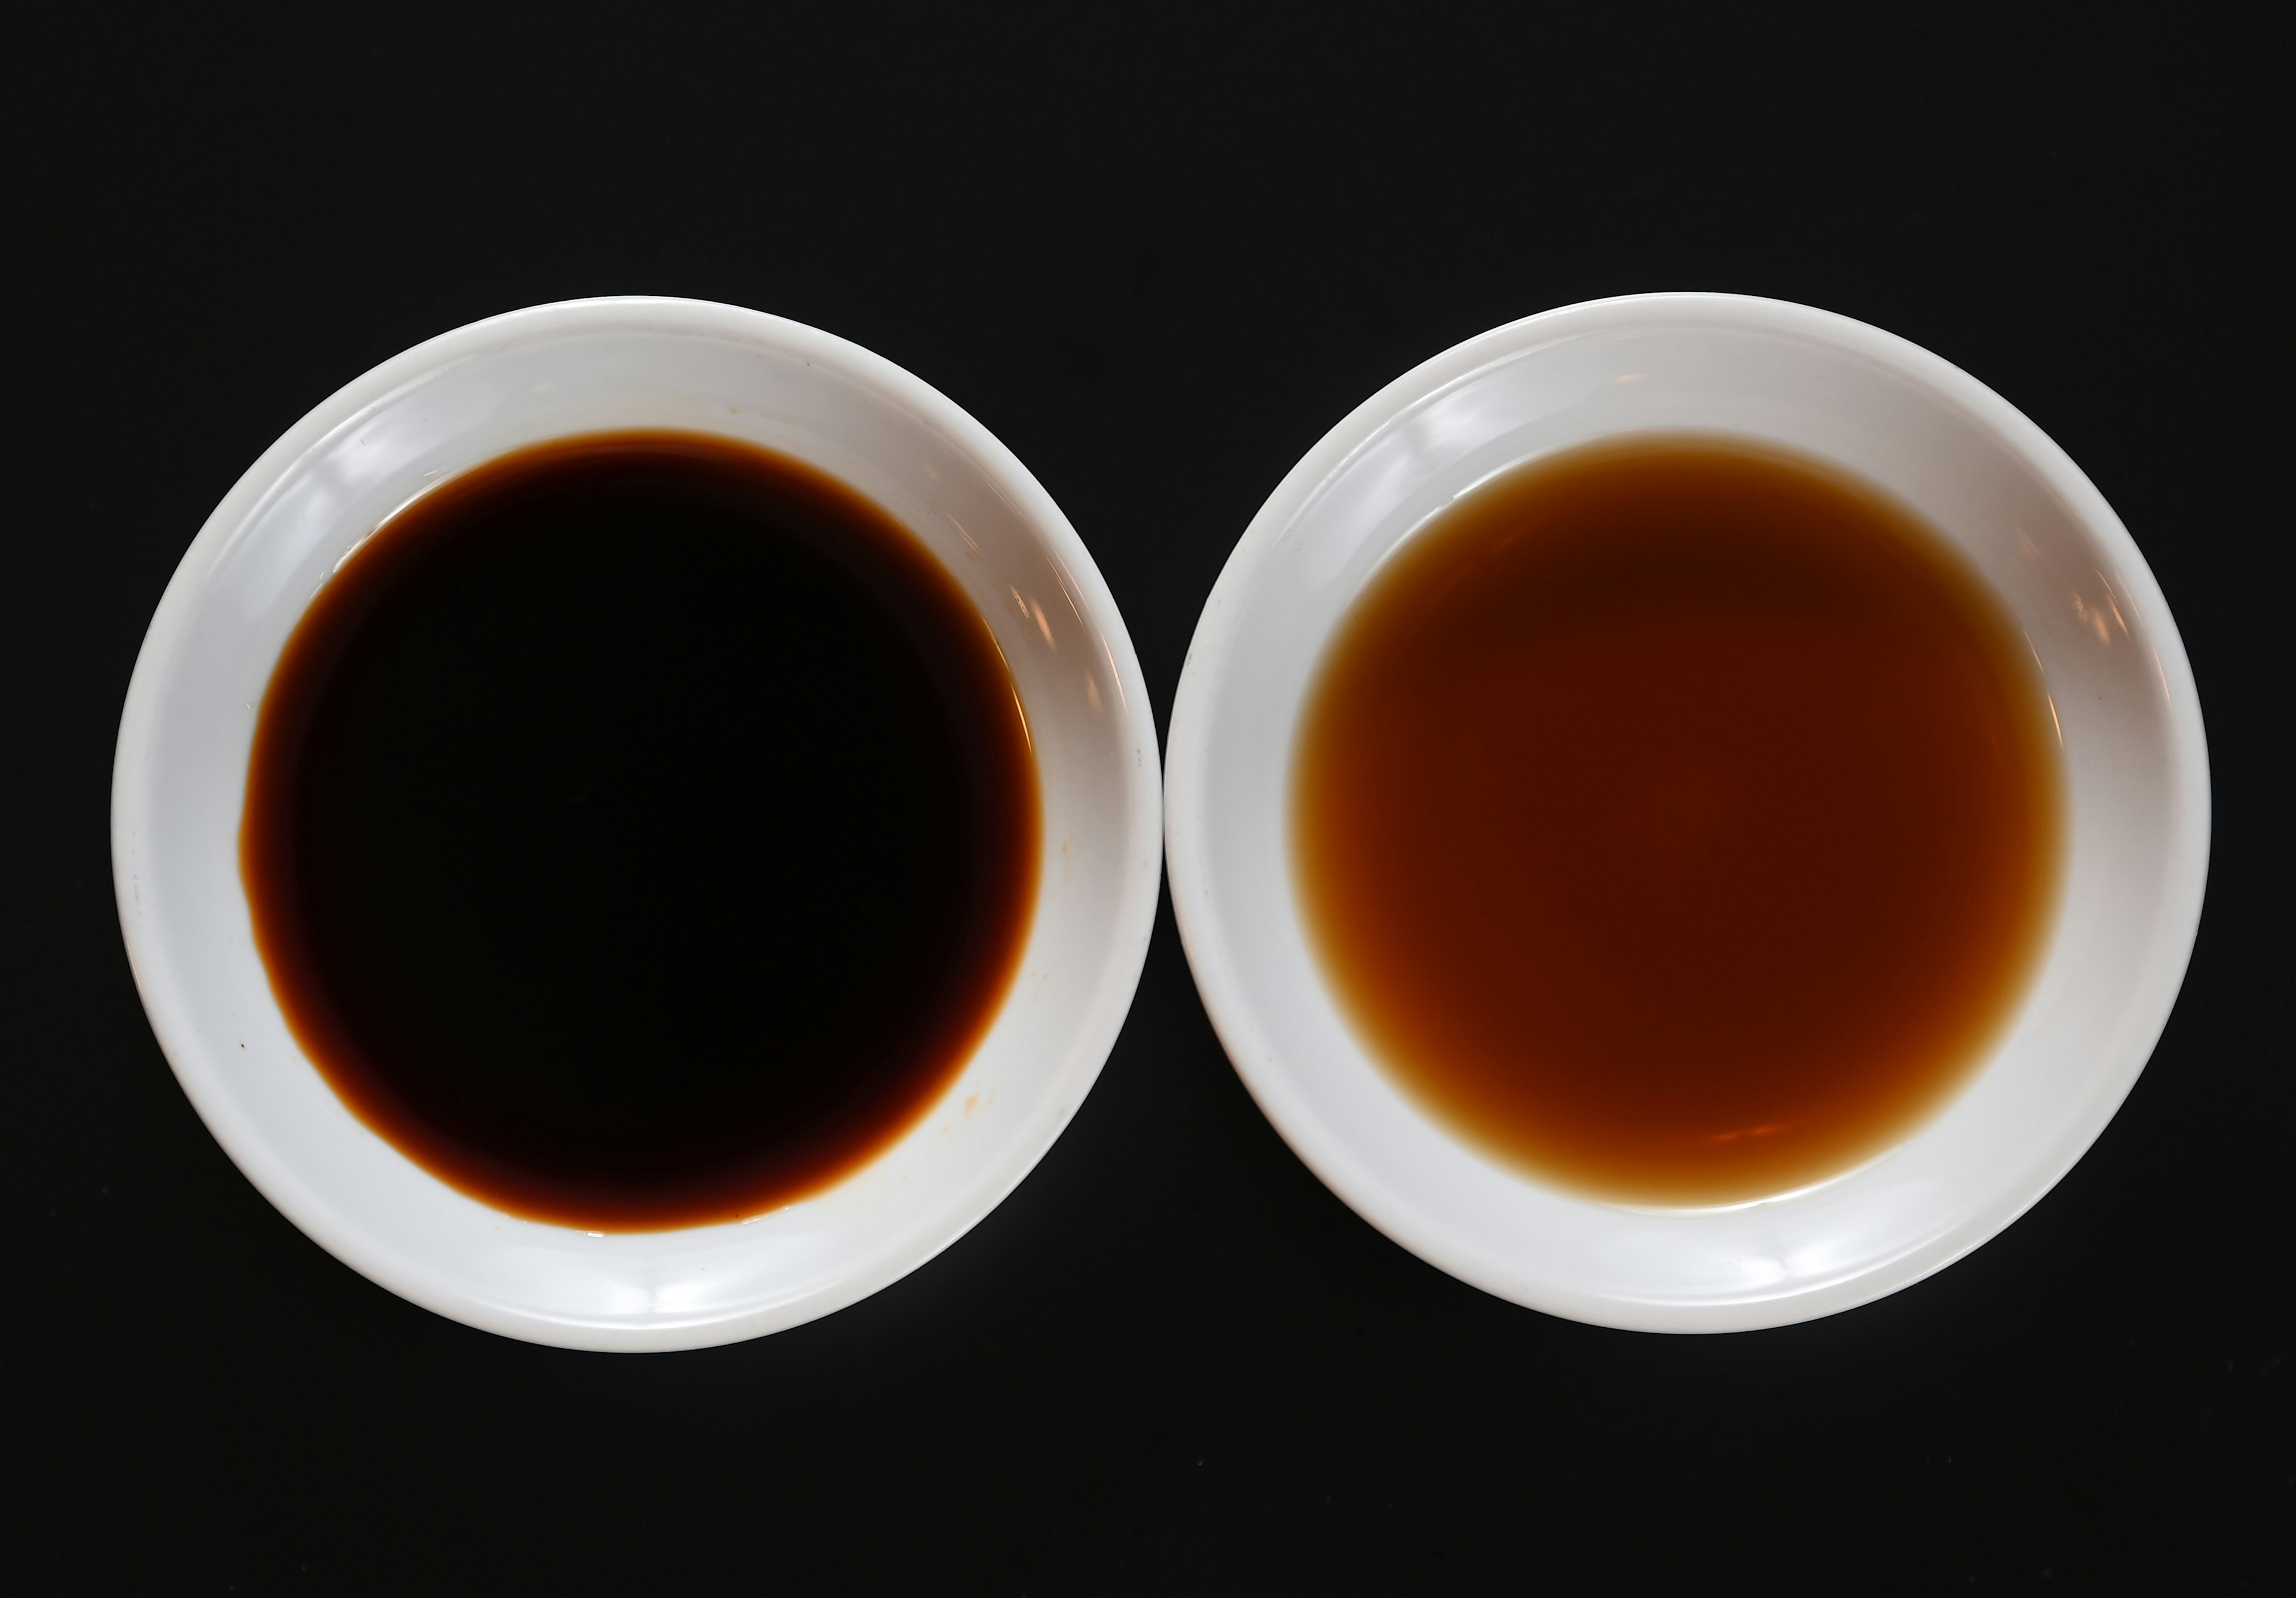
top-left (242, 431), bottom-right (1039, 1232)
top-left (1293, 436), bottom-right (2063, 1206)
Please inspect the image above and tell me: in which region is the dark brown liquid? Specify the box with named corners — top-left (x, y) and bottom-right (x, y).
top-left (242, 431), bottom-right (1039, 1232)
top-left (1294, 436), bottom-right (2062, 1206)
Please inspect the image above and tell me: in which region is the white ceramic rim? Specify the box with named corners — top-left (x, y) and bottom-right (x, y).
top-left (1165, 291), bottom-right (2210, 1332)
top-left (112, 297), bottom-right (1164, 1349)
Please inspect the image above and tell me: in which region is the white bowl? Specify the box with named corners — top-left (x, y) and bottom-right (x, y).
top-left (112, 297), bottom-right (1162, 1350)
top-left (1165, 292), bottom-right (2209, 1333)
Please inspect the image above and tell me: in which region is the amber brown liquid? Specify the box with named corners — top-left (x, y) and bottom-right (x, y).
top-left (242, 431), bottom-right (1039, 1232)
top-left (1293, 436), bottom-right (2062, 1206)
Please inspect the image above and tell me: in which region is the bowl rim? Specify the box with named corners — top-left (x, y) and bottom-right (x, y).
top-left (1164, 290), bottom-right (2210, 1332)
top-left (111, 295), bottom-right (1165, 1349)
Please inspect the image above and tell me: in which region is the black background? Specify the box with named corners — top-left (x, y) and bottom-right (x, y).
top-left (4, 4), bottom-right (2289, 1592)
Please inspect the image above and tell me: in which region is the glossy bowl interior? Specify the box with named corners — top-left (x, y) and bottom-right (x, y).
top-left (1165, 292), bottom-right (2208, 1332)
top-left (113, 297), bottom-right (1162, 1350)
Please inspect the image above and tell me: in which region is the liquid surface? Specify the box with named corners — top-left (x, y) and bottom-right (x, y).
top-left (243, 431), bottom-right (1039, 1231)
top-left (1293, 436), bottom-right (2062, 1206)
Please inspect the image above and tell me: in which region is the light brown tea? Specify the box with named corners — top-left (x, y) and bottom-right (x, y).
top-left (1292, 435), bottom-right (2063, 1206)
